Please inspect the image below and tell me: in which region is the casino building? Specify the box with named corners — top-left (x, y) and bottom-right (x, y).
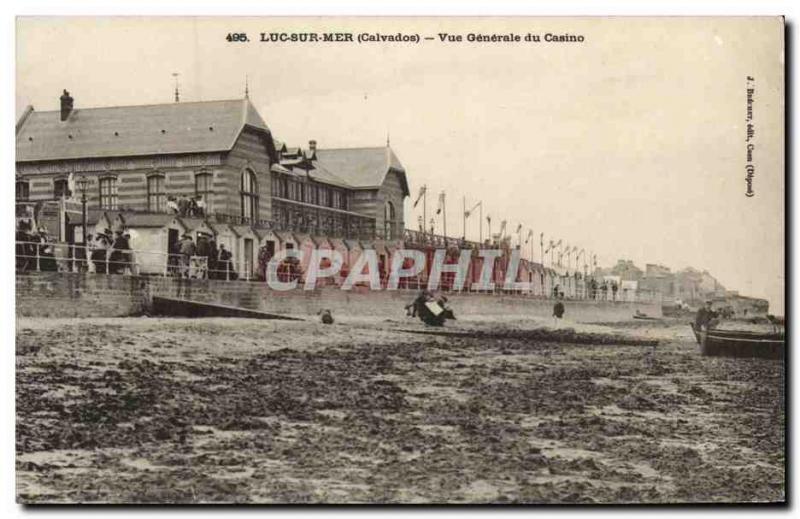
top-left (15, 90), bottom-right (409, 276)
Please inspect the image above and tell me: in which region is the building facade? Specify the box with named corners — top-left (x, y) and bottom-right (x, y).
top-left (15, 91), bottom-right (409, 246)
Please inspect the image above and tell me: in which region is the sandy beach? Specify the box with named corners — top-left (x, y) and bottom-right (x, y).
top-left (16, 313), bottom-right (785, 504)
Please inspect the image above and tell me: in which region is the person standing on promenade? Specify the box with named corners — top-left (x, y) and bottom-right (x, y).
top-left (179, 233), bottom-right (195, 278)
top-left (553, 297), bottom-right (565, 326)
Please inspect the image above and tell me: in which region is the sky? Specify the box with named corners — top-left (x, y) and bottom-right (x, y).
top-left (15, 16), bottom-right (785, 312)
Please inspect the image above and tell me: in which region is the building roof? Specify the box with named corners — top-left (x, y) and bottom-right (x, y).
top-left (117, 212), bottom-right (184, 228)
top-left (314, 146), bottom-right (409, 195)
top-left (16, 98), bottom-right (272, 163)
top-left (307, 161), bottom-right (352, 189)
top-left (69, 208), bottom-right (111, 226)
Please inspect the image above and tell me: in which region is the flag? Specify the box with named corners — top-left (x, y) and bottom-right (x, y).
top-left (499, 220), bottom-right (507, 235)
top-left (525, 230), bottom-right (533, 243)
top-left (555, 239), bottom-right (562, 247)
top-left (540, 232), bottom-right (544, 246)
top-left (464, 200), bottom-right (480, 218)
top-left (486, 215), bottom-right (491, 224)
top-left (412, 186), bottom-right (426, 208)
top-left (436, 192), bottom-right (445, 215)
top-left (515, 224), bottom-right (522, 234)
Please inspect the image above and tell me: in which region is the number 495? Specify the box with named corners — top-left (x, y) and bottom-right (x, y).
top-left (226, 33), bottom-right (249, 42)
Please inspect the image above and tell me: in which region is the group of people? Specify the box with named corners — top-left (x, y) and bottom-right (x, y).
top-left (405, 290), bottom-right (456, 326)
top-left (87, 228), bottom-right (133, 274)
top-left (170, 232), bottom-right (235, 279)
top-left (15, 220), bottom-right (57, 271)
top-left (15, 220), bottom-right (135, 274)
top-left (586, 279), bottom-right (619, 301)
top-left (166, 195), bottom-right (206, 218)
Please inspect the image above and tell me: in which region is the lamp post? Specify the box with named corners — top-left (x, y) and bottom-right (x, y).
top-left (76, 175), bottom-right (90, 272)
top-left (77, 175), bottom-right (90, 247)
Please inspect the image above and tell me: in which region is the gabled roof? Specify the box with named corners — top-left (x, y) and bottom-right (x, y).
top-left (274, 231), bottom-right (296, 244)
top-left (314, 146), bottom-right (409, 196)
top-left (231, 224), bottom-right (256, 238)
top-left (117, 212), bottom-right (185, 229)
top-left (16, 98), bottom-right (272, 163)
top-left (69, 208), bottom-right (111, 226)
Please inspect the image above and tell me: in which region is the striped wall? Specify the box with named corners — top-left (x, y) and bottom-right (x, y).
top-left (16, 127), bottom-right (273, 219)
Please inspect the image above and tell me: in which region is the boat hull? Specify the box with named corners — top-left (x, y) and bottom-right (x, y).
top-left (690, 323), bottom-right (784, 360)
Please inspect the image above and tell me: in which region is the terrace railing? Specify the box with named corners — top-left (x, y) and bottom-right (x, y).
top-left (15, 239), bottom-right (661, 303)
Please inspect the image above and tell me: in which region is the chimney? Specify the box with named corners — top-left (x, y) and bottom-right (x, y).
top-left (60, 89), bottom-right (74, 121)
top-left (308, 140), bottom-right (317, 153)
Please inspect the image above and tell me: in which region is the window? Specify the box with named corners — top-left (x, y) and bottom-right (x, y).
top-left (288, 180), bottom-right (301, 201)
top-left (147, 175), bottom-right (166, 212)
top-left (271, 175), bottom-right (283, 198)
top-left (319, 187), bottom-right (331, 207)
top-left (15, 180), bottom-right (29, 201)
top-left (54, 178), bottom-right (71, 199)
top-left (304, 183), bottom-right (315, 204)
top-left (240, 169), bottom-right (258, 222)
top-left (99, 177), bottom-right (118, 210)
top-left (195, 171), bottom-right (213, 213)
top-left (384, 201), bottom-right (396, 239)
top-left (332, 190), bottom-right (343, 210)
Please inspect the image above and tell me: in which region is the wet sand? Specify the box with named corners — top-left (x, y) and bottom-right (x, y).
top-left (16, 314), bottom-right (785, 504)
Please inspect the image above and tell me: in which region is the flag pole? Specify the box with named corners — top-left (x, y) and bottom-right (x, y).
top-left (462, 196), bottom-right (466, 240)
top-left (540, 234), bottom-right (544, 266)
top-left (442, 192), bottom-right (447, 240)
top-left (530, 231), bottom-right (534, 262)
top-left (423, 185), bottom-right (427, 237)
top-left (479, 203), bottom-right (483, 245)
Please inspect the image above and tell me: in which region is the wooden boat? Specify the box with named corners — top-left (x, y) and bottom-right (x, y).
top-left (690, 323), bottom-right (784, 360)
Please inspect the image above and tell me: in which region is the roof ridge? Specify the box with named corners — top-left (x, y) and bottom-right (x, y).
top-left (316, 146), bottom-right (390, 151)
top-left (28, 98), bottom-right (249, 114)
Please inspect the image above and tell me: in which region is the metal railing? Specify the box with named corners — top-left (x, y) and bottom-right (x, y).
top-left (14, 239), bottom-right (660, 302)
top-left (15, 240), bottom-right (248, 281)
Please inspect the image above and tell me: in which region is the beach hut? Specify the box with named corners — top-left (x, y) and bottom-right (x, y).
top-left (181, 218), bottom-right (217, 242)
top-left (274, 230), bottom-right (298, 254)
top-left (342, 238), bottom-right (364, 280)
top-left (327, 237), bottom-right (350, 284)
top-left (254, 227), bottom-right (279, 281)
top-left (371, 239), bottom-right (391, 285)
top-left (113, 213), bottom-right (187, 275)
top-left (209, 222), bottom-right (238, 279)
top-left (292, 233), bottom-right (318, 275)
top-left (70, 210), bottom-right (115, 243)
top-left (231, 225), bottom-right (259, 280)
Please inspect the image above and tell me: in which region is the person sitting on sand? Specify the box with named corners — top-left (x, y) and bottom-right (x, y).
top-left (319, 309), bottom-right (334, 325)
top-left (406, 290), bottom-right (432, 318)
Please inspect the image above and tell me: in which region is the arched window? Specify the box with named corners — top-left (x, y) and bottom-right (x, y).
top-left (384, 201), bottom-right (396, 239)
top-left (54, 178), bottom-right (71, 199)
top-left (240, 169), bottom-right (258, 223)
top-left (16, 180), bottom-right (29, 201)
